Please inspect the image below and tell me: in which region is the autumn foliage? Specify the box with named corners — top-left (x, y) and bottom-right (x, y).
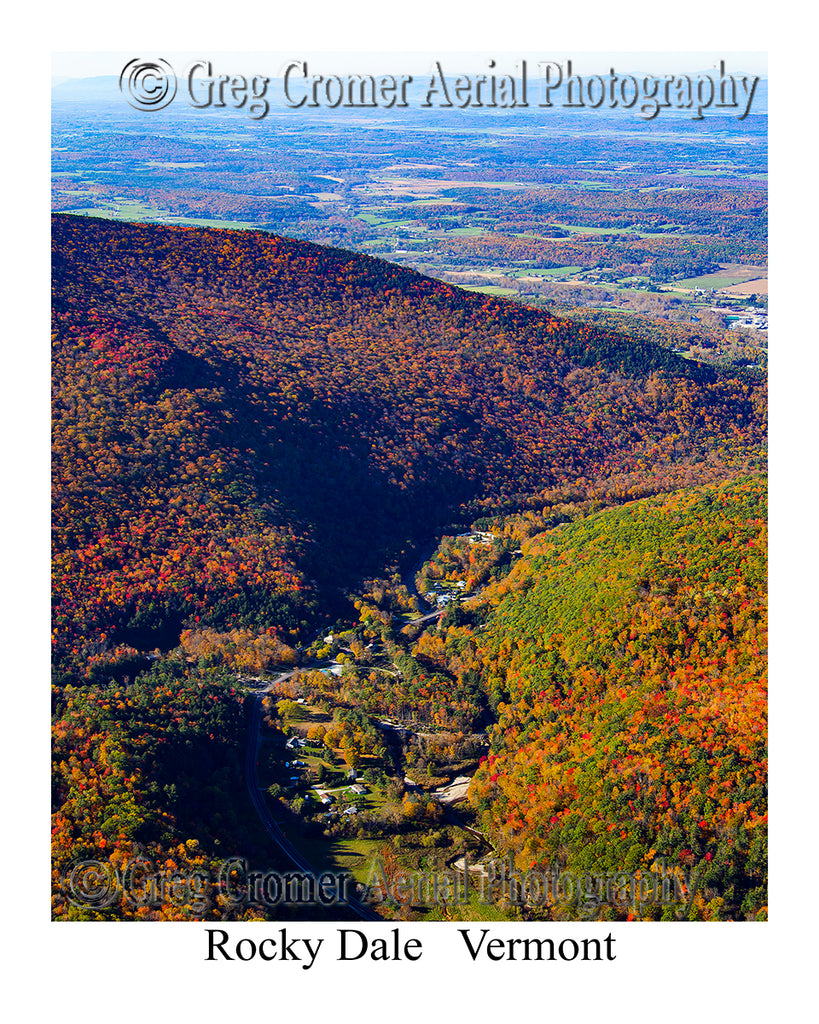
top-left (468, 476), bottom-right (767, 920)
top-left (52, 214), bottom-right (764, 676)
top-left (51, 215), bottom-right (766, 922)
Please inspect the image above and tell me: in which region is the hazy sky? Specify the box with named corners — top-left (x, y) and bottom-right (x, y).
top-left (52, 51), bottom-right (768, 81)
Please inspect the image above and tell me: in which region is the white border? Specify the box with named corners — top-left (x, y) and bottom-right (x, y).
top-left (7, 2), bottom-right (813, 1019)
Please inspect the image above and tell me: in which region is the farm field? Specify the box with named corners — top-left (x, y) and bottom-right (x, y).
top-left (52, 92), bottom-right (767, 360)
top-left (669, 263), bottom-right (768, 290)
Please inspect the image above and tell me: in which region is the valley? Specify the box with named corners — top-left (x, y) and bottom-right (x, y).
top-left (51, 212), bottom-right (766, 922)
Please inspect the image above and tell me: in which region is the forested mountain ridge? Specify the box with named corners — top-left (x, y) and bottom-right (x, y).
top-left (468, 474), bottom-right (767, 919)
top-left (52, 214), bottom-right (765, 680)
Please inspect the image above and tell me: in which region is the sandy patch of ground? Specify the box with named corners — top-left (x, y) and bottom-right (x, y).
top-left (719, 278), bottom-right (768, 296)
top-left (433, 775), bottom-right (472, 805)
top-left (367, 177), bottom-right (531, 197)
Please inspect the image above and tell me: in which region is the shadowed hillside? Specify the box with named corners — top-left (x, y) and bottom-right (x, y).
top-left (52, 214), bottom-right (765, 678)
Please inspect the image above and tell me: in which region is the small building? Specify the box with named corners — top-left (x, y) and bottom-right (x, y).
top-left (350, 784), bottom-right (367, 795)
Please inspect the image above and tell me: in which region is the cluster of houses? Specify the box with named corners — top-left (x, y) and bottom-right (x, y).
top-left (421, 530), bottom-right (509, 608)
top-left (728, 311), bottom-right (768, 332)
top-left (313, 782), bottom-right (366, 818)
top-left (280, 742), bottom-right (369, 819)
top-left (430, 579), bottom-right (466, 608)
